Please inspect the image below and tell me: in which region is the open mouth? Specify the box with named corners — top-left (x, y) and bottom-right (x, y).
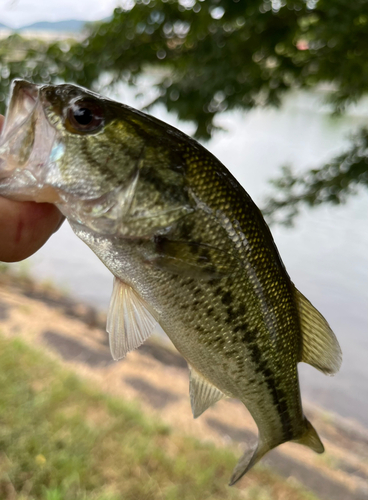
top-left (0, 80), bottom-right (40, 145)
top-left (0, 80), bottom-right (41, 178)
top-left (0, 80), bottom-right (62, 203)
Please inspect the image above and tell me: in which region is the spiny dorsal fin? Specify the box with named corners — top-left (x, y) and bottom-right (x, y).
top-left (189, 365), bottom-right (225, 418)
top-left (294, 287), bottom-right (342, 375)
top-left (106, 278), bottom-right (158, 361)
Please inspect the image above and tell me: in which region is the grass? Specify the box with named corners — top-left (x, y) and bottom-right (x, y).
top-left (0, 263), bottom-right (9, 274)
top-left (0, 261), bottom-right (67, 298)
top-left (0, 335), bottom-right (320, 500)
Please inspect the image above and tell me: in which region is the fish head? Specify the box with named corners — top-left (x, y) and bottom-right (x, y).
top-left (0, 80), bottom-right (192, 236)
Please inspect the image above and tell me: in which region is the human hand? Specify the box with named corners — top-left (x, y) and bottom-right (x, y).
top-left (0, 115), bottom-right (64, 262)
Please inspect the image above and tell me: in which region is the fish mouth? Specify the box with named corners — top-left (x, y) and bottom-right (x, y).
top-left (1, 80), bottom-right (40, 146)
top-left (0, 80), bottom-right (41, 179)
top-left (0, 80), bottom-right (61, 203)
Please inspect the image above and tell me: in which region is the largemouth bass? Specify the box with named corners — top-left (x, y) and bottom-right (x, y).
top-left (0, 80), bottom-right (342, 485)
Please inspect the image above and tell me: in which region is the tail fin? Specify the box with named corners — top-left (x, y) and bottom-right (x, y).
top-left (229, 418), bottom-right (324, 486)
top-left (229, 440), bottom-right (269, 486)
top-left (293, 417), bottom-right (324, 453)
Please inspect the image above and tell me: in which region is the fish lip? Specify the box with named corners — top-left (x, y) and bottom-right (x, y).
top-left (13, 79), bottom-right (39, 103)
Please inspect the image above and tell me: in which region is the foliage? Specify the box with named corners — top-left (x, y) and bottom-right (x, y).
top-left (263, 128), bottom-right (368, 225)
top-left (3, 0), bottom-right (368, 137)
top-left (1, 0), bottom-right (368, 220)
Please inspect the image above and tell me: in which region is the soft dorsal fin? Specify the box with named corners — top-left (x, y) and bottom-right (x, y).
top-left (106, 278), bottom-right (158, 361)
top-left (294, 287), bottom-right (342, 375)
top-left (189, 365), bottom-right (226, 418)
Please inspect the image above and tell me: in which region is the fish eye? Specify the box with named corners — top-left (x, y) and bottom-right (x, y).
top-left (67, 99), bottom-right (104, 133)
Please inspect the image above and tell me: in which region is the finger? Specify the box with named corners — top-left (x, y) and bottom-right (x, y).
top-left (0, 197), bottom-right (64, 262)
top-left (0, 114), bottom-right (65, 262)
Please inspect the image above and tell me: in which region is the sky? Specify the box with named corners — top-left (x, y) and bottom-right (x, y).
top-left (0, 0), bottom-right (128, 28)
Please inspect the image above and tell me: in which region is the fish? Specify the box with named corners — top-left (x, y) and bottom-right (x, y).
top-left (0, 79), bottom-right (342, 485)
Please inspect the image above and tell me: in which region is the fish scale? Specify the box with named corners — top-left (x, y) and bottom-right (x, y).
top-left (0, 80), bottom-right (342, 485)
top-left (133, 186), bottom-right (302, 444)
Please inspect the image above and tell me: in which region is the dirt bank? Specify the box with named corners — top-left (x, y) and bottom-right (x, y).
top-left (0, 272), bottom-right (367, 500)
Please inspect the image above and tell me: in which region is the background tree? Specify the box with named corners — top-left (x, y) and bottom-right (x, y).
top-left (1, 0), bottom-right (368, 223)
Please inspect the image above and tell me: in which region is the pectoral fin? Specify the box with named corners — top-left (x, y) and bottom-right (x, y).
top-left (106, 278), bottom-right (158, 360)
top-left (147, 237), bottom-right (238, 280)
top-left (189, 365), bottom-right (226, 418)
top-left (294, 287), bottom-right (342, 375)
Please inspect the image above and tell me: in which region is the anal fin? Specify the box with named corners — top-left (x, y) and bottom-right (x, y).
top-left (189, 365), bottom-right (225, 418)
top-left (294, 287), bottom-right (342, 375)
top-left (106, 277), bottom-right (158, 360)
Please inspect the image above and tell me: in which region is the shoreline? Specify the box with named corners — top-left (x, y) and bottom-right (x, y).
top-left (0, 269), bottom-right (367, 499)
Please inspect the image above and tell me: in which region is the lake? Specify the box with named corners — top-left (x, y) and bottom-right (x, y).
top-left (9, 85), bottom-right (368, 428)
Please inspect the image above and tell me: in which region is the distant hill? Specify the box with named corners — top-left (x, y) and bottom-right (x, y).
top-left (0, 19), bottom-right (88, 33)
top-left (20, 20), bottom-right (87, 32)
